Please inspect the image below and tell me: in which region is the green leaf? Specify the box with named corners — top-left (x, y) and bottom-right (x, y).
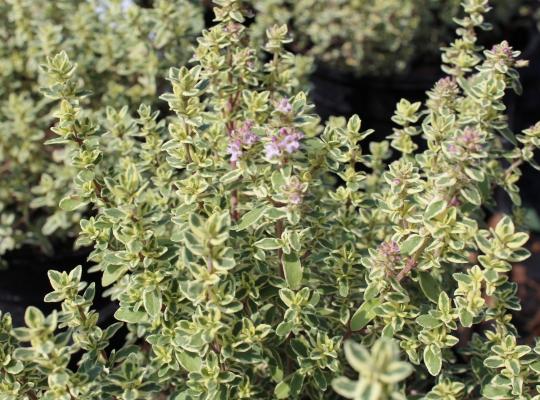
top-left (289, 372), bottom-right (304, 396)
top-left (59, 195), bottom-right (87, 211)
top-left (44, 137), bottom-right (70, 145)
top-left (460, 186), bottom-right (482, 206)
top-left (44, 292), bottom-right (64, 303)
top-left (312, 369), bottom-right (327, 390)
top-left (220, 169), bottom-right (243, 185)
top-left (424, 345), bottom-right (442, 376)
top-left (350, 298), bottom-right (380, 331)
top-left (290, 339), bottom-right (309, 357)
top-left (418, 271), bottom-right (442, 303)
top-left (235, 207), bottom-right (266, 231)
top-left (424, 199), bottom-right (447, 220)
top-left (400, 234), bottom-right (424, 256)
top-left (362, 382), bottom-right (383, 400)
top-left (497, 126), bottom-right (518, 146)
top-left (24, 306), bottom-right (45, 329)
top-left (344, 341), bottom-right (369, 372)
top-left (102, 264), bottom-right (128, 287)
top-left (530, 360), bottom-right (540, 373)
top-left (279, 289), bottom-right (295, 307)
top-left (483, 383), bottom-right (512, 399)
top-left (484, 356), bottom-right (504, 369)
top-left (274, 381), bottom-right (290, 399)
top-left (254, 238), bottom-right (281, 250)
top-left (283, 252), bottom-right (303, 290)
top-left (47, 270), bottom-right (63, 291)
top-left (331, 377), bottom-right (357, 398)
top-left (416, 314), bottom-right (442, 329)
top-left (103, 208), bottom-right (125, 219)
top-left (229, 9), bottom-right (245, 23)
top-left (271, 171), bottom-right (286, 191)
top-left (506, 232), bottom-right (528, 249)
top-left (459, 308), bottom-right (474, 327)
top-left (464, 167), bottom-right (485, 182)
top-left (13, 348), bottom-right (37, 361)
top-left (380, 361), bottom-right (413, 383)
top-left (176, 351), bottom-right (201, 373)
top-left (276, 321), bottom-right (293, 337)
top-left (115, 308), bottom-right (146, 324)
top-left (143, 289), bottom-right (162, 318)
top-left (347, 114), bottom-right (361, 132)
top-left (5, 360), bottom-right (24, 374)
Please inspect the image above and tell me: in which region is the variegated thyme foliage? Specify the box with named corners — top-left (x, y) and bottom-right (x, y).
top-left (2, 1), bottom-right (540, 399)
top-left (0, 0), bottom-right (203, 257)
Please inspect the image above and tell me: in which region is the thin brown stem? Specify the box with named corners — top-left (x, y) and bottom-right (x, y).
top-left (77, 305), bottom-right (109, 362)
top-left (230, 160), bottom-right (239, 221)
top-left (185, 143), bottom-right (193, 164)
top-left (396, 239), bottom-right (429, 282)
top-left (276, 219), bottom-right (284, 278)
top-left (206, 255), bottom-right (213, 273)
top-left (505, 158), bottom-right (524, 179)
top-left (28, 391), bottom-right (38, 400)
top-left (92, 180), bottom-right (111, 205)
top-left (396, 259), bottom-right (418, 282)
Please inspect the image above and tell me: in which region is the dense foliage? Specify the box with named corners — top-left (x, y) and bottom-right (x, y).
top-left (0, 0), bottom-right (203, 257)
top-left (2, 0), bottom-right (540, 399)
top-left (251, 0), bottom-right (526, 75)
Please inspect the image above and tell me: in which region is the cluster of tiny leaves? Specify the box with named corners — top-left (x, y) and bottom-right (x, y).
top-left (250, 0), bottom-right (524, 75)
top-left (2, 0), bottom-right (540, 400)
top-left (0, 0), bottom-right (203, 258)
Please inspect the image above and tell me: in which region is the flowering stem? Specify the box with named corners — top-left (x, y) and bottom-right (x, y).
top-left (396, 259), bottom-right (417, 282)
top-left (230, 160), bottom-right (239, 221)
top-left (231, 189), bottom-right (239, 221)
top-left (396, 239), bottom-right (429, 282)
top-left (505, 158), bottom-right (524, 179)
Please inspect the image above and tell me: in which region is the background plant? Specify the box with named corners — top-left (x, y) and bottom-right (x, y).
top-left (0, 0), bottom-right (203, 258)
top-left (250, 0), bottom-right (530, 76)
top-left (2, 0), bottom-right (540, 399)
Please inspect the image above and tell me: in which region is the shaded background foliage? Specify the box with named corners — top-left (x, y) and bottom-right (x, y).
top-left (2, 0), bottom-right (540, 399)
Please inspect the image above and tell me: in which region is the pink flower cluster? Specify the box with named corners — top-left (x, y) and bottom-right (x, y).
top-left (283, 177), bottom-right (306, 205)
top-left (491, 41), bottom-right (515, 65)
top-left (227, 121), bottom-right (259, 162)
top-left (375, 240), bottom-right (401, 273)
top-left (276, 98), bottom-right (292, 114)
top-left (433, 77), bottom-right (459, 99)
top-left (378, 240), bottom-right (400, 262)
top-left (264, 127), bottom-right (304, 160)
top-left (447, 127), bottom-right (483, 156)
top-left (458, 127), bottom-right (482, 150)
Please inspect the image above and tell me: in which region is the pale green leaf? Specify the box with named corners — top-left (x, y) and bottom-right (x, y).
top-left (283, 252), bottom-right (303, 290)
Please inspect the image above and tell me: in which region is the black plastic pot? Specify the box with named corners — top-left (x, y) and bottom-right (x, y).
top-left (507, 32), bottom-right (540, 214)
top-left (310, 62), bottom-right (443, 139)
top-left (0, 241), bottom-right (116, 327)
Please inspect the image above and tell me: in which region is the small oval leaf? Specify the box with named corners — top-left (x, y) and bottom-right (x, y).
top-left (235, 207), bottom-right (266, 231)
top-left (418, 271), bottom-right (441, 303)
top-left (400, 235), bottom-right (424, 256)
top-left (283, 252), bottom-right (303, 290)
top-left (59, 195), bottom-right (87, 211)
top-left (350, 298), bottom-right (380, 331)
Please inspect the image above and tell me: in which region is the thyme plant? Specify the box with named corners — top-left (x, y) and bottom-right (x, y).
top-left (0, 0), bottom-right (203, 257)
top-left (2, 0), bottom-right (540, 399)
top-left (251, 0), bottom-right (527, 76)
